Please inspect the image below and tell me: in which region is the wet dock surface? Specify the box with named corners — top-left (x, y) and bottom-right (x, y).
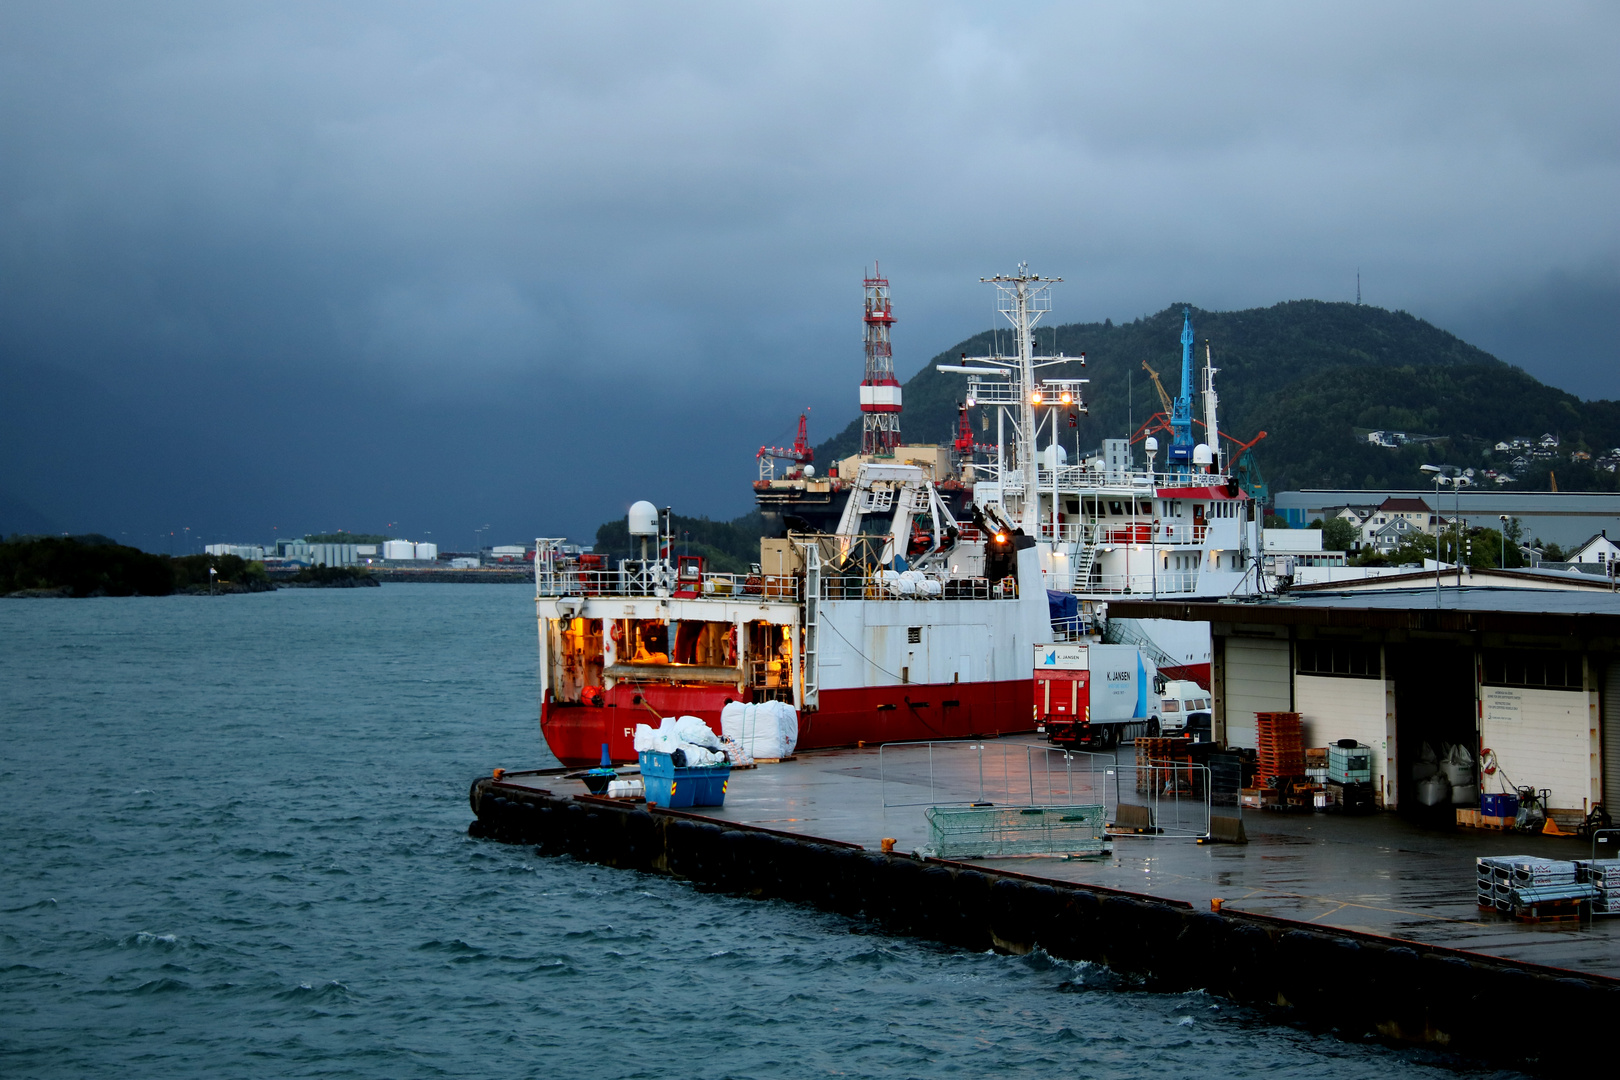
top-left (503, 736), bottom-right (1620, 979)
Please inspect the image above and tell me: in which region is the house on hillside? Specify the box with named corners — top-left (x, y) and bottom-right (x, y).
top-left (1540, 433), bottom-right (1561, 449)
top-left (1367, 516), bottom-right (1421, 555)
top-left (1569, 531), bottom-right (1620, 567)
top-left (1366, 497), bottom-right (1437, 537)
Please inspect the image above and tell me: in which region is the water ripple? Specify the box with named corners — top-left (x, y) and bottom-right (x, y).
top-left (0, 588), bottom-right (1526, 1079)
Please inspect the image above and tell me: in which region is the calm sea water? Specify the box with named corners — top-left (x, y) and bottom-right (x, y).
top-left (0, 586), bottom-right (1520, 1078)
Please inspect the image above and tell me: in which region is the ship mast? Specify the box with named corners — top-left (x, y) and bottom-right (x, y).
top-left (1202, 340), bottom-right (1221, 470)
top-left (936, 265), bottom-right (1082, 534)
top-left (859, 266), bottom-right (901, 456)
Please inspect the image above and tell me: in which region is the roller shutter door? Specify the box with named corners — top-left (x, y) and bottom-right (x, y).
top-left (1481, 686), bottom-right (1590, 813)
top-left (1222, 637), bottom-right (1291, 750)
top-left (1296, 674), bottom-right (1387, 796)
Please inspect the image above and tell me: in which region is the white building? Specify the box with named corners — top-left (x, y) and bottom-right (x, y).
top-left (1569, 531), bottom-right (1620, 567)
top-left (205, 543), bottom-right (266, 560)
top-left (382, 539), bottom-right (437, 561)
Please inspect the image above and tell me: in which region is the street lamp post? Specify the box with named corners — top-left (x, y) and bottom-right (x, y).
top-left (1452, 477), bottom-right (1471, 586)
top-left (1499, 515), bottom-right (1511, 569)
top-left (1420, 465), bottom-right (1445, 605)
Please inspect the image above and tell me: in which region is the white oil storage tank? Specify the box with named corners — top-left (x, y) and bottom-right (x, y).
top-left (382, 539), bottom-right (416, 560)
top-left (413, 542), bottom-right (438, 561)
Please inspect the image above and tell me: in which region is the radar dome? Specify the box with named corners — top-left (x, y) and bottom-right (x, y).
top-left (1193, 444), bottom-right (1213, 467)
top-left (628, 501), bottom-right (659, 537)
top-left (802, 465), bottom-right (815, 477)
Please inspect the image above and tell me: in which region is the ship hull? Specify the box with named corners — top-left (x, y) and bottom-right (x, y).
top-left (541, 677), bottom-right (1035, 768)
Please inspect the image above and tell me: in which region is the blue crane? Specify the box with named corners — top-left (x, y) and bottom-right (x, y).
top-left (1167, 306), bottom-right (1196, 469)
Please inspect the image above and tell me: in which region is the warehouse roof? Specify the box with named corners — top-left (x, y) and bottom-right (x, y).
top-left (1111, 586), bottom-right (1620, 639)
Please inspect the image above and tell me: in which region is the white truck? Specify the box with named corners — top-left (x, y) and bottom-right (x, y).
top-left (1154, 680), bottom-right (1213, 736)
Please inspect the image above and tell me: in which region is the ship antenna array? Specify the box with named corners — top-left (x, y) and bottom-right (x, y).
top-left (935, 264), bottom-right (1086, 532)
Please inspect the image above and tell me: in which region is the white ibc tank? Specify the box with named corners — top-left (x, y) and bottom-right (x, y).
top-left (628, 501), bottom-right (659, 537)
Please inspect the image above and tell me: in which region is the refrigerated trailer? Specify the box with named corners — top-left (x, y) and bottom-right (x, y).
top-left (1035, 643), bottom-right (1160, 749)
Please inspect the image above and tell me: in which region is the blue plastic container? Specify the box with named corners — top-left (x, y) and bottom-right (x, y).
top-left (638, 750), bottom-right (731, 809)
top-left (1480, 792), bottom-right (1520, 818)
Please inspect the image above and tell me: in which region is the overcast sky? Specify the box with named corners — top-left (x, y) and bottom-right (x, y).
top-left (2, 2), bottom-right (1615, 548)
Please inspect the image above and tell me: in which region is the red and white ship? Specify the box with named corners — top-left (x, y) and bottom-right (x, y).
top-left (535, 267), bottom-right (1261, 767)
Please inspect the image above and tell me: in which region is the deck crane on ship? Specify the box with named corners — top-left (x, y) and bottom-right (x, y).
top-left (1167, 307), bottom-right (1198, 472)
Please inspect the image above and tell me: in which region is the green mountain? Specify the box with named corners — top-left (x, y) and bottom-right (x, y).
top-left (815, 300), bottom-right (1620, 497)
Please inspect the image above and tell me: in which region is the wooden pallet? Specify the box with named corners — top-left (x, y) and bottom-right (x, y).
top-left (754, 756), bottom-right (795, 764)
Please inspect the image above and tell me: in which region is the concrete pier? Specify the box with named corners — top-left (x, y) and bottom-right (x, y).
top-left (469, 737), bottom-right (1619, 1072)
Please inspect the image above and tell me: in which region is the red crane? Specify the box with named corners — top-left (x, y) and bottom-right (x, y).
top-left (757, 412), bottom-right (814, 475)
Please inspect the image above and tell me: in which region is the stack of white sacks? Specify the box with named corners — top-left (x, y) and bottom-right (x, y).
top-left (633, 715), bottom-right (726, 767)
top-left (877, 569), bottom-right (943, 597)
top-left (721, 700), bottom-right (799, 760)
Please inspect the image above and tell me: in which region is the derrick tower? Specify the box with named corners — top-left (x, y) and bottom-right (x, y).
top-left (860, 266), bottom-right (901, 456)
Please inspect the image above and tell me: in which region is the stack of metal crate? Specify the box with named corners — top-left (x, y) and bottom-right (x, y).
top-left (1477, 856), bottom-right (1596, 918)
top-left (1576, 858), bottom-right (1620, 914)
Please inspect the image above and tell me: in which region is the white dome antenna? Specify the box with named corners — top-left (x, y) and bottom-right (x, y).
top-left (628, 500), bottom-right (659, 562)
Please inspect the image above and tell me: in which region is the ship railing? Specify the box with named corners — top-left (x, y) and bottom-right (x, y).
top-left (817, 574), bottom-right (1016, 601)
top-left (1091, 522), bottom-right (1208, 546)
top-left (537, 568), bottom-right (800, 601)
top-left (1034, 467), bottom-right (1219, 493)
top-left (1084, 572), bottom-right (1201, 595)
top-left (1048, 614), bottom-right (1094, 641)
top-left (1036, 521), bottom-right (1093, 543)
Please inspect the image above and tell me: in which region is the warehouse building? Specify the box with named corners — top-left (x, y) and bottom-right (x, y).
top-left (1112, 590), bottom-right (1620, 819)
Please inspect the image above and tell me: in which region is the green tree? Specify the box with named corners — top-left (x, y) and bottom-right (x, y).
top-left (1321, 517), bottom-right (1356, 552)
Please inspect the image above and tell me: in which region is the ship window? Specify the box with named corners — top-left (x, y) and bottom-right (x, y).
top-left (907, 626), bottom-right (921, 644)
top-left (1296, 641), bottom-right (1380, 679)
top-left (1108, 501), bottom-right (1123, 516)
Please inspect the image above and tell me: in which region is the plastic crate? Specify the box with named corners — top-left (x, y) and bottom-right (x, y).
top-left (638, 750), bottom-right (731, 809)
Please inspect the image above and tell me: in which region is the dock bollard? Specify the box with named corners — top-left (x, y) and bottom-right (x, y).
top-left (1211, 898), bottom-right (1223, 911)
top-left (880, 837), bottom-right (896, 853)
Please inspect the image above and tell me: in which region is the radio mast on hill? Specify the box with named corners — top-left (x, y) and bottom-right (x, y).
top-left (860, 265), bottom-right (901, 456)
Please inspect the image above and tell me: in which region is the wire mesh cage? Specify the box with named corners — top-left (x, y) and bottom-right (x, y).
top-left (920, 803), bottom-right (1108, 859)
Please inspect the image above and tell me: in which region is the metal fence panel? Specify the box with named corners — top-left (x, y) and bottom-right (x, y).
top-left (921, 804), bottom-right (1109, 859)
top-left (879, 740), bottom-right (1118, 819)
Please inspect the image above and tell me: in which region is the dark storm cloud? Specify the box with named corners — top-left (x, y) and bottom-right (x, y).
top-left (1, 2), bottom-right (1614, 544)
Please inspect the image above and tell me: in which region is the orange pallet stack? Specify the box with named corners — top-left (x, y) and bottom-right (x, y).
top-left (1134, 737), bottom-right (1193, 794)
top-left (1255, 712), bottom-right (1304, 786)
